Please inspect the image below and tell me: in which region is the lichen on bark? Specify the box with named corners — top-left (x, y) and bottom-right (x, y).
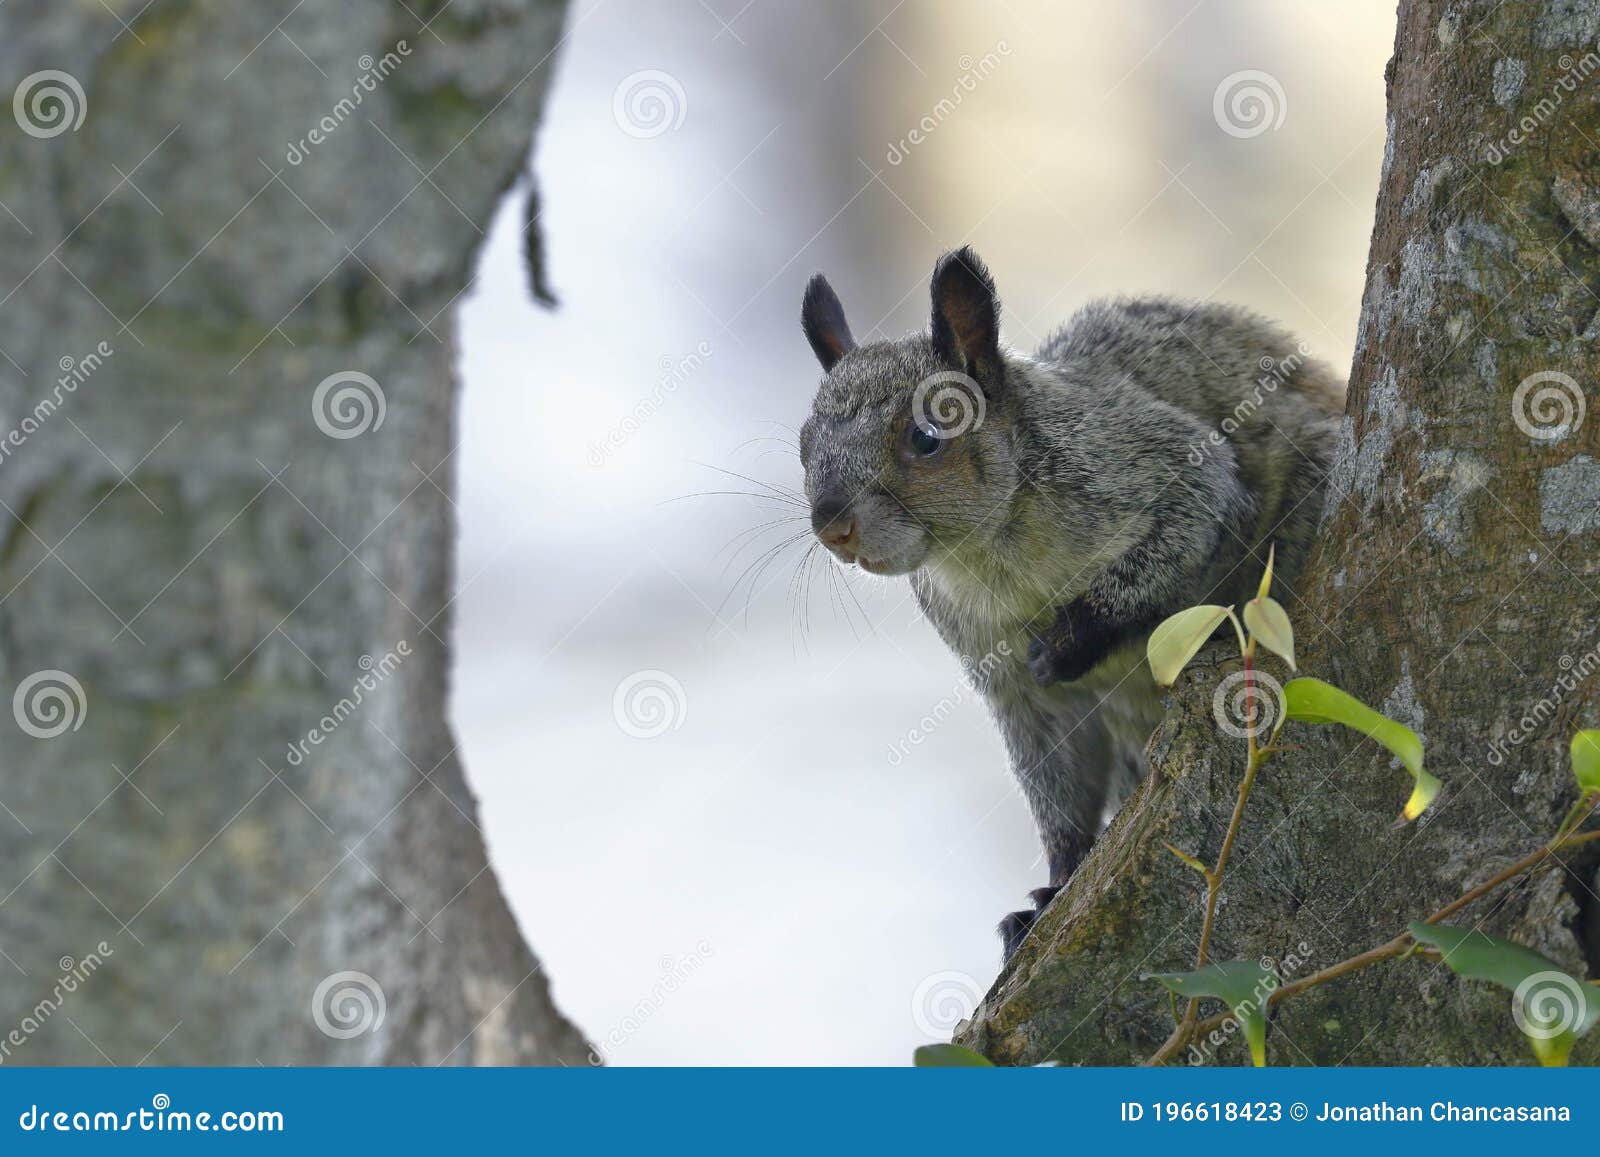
top-left (0, 0), bottom-right (589, 1064)
top-left (959, 0), bottom-right (1600, 1066)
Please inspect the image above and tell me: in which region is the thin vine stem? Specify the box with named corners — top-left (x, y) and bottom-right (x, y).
top-left (1173, 640), bottom-right (1283, 1047)
top-left (1142, 569), bottom-right (1595, 1067)
top-left (1147, 794), bottom-right (1600, 1064)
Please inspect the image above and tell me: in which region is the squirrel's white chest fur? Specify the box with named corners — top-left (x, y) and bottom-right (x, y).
top-left (918, 520), bottom-right (1136, 644)
top-left (913, 555), bottom-right (1163, 741)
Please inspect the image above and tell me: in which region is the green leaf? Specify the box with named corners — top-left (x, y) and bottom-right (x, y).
top-left (1144, 960), bottom-right (1276, 1066)
top-left (913, 1043), bottom-right (995, 1067)
top-left (1242, 596), bottom-right (1296, 670)
top-left (1147, 605), bottom-right (1234, 687)
top-left (1283, 677), bottom-right (1439, 821)
top-left (1572, 731), bottom-right (1600, 794)
top-left (1409, 923), bottom-right (1598, 1066)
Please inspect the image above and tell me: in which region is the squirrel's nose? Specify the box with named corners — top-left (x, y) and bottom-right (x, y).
top-left (811, 494), bottom-right (859, 552)
top-left (819, 515), bottom-right (859, 551)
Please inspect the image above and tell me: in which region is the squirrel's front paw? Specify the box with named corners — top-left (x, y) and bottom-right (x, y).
top-left (1027, 602), bottom-right (1100, 685)
top-left (1028, 596), bottom-right (1122, 686)
top-left (1027, 633), bottom-right (1097, 685)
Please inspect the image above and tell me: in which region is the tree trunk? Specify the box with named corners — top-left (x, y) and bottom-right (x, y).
top-left (960, 0), bottom-right (1600, 1065)
top-left (0, 0), bottom-right (591, 1064)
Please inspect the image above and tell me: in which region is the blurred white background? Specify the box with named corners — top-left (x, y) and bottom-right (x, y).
top-left (451, 0), bottom-right (1394, 1064)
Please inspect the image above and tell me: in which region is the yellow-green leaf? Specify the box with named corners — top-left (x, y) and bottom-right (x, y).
top-left (1147, 605), bottom-right (1234, 687)
top-left (1572, 731), bottom-right (1600, 794)
top-left (1398, 772), bottom-right (1443, 822)
top-left (1242, 596), bottom-right (1296, 670)
top-left (1256, 544), bottom-right (1276, 600)
top-left (913, 1043), bottom-right (994, 1067)
top-left (1162, 841), bottom-right (1209, 876)
top-left (1144, 960), bottom-right (1276, 1066)
top-left (1409, 923), bottom-right (1598, 1066)
top-left (1283, 677), bottom-right (1439, 821)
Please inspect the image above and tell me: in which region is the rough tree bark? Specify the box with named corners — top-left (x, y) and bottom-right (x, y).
top-left (0, 1), bottom-right (590, 1063)
top-left (960, 0), bottom-right (1600, 1065)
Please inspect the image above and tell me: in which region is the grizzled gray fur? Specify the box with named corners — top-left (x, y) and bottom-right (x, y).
top-left (797, 248), bottom-right (1343, 957)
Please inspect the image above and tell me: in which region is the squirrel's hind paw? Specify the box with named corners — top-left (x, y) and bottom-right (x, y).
top-left (998, 885), bottom-right (1062, 960)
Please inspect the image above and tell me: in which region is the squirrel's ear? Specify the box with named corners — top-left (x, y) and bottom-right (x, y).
top-left (801, 274), bottom-right (856, 372)
top-left (930, 247), bottom-right (1002, 387)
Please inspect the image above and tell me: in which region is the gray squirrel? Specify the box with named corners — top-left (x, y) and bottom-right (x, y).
top-left (797, 248), bottom-right (1342, 958)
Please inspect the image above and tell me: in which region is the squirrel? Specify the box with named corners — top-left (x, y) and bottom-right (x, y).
top-left (797, 247), bottom-right (1343, 958)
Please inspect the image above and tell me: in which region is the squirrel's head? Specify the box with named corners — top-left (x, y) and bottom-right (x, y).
top-left (797, 247), bottom-right (1017, 576)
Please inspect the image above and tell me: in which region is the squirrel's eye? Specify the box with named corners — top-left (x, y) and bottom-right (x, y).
top-left (907, 421), bottom-right (945, 458)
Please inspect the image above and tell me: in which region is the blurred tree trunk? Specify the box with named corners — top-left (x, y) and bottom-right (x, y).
top-left (0, 0), bottom-right (591, 1063)
top-left (962, 0), bottom-right (1600, 1065)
